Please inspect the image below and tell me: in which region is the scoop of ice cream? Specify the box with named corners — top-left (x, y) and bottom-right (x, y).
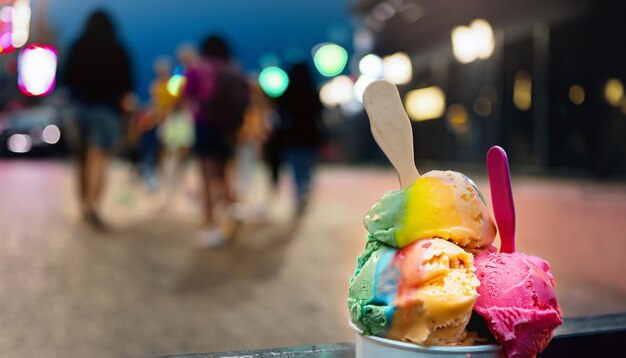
top-left (348, 238), bottom-right (480, 345)
top-left (348, 238), bottom-right (397, 336)
top-left (364, 170), bottom-right (496, 250)
top-left (362, 189), bottom-right (406, 248)
top-left (387, 238), bottom-right (480, 345)
top-left (473, 251), bottom-right (563, 358)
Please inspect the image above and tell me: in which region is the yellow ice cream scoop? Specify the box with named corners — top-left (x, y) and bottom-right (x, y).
top-left (364, 170), bottom-right (496, 250)
top-left (386, 238), bottom-right (480, 345)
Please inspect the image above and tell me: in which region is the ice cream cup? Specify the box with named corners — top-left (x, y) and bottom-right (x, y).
top-left (350, 322), bottom-right (501, 358)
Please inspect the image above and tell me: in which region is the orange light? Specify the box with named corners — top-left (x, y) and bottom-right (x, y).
top-left (513, 71), bottom-right (532, 111)
top-left (568, 85), bottom-right (585, 105)
top-left (604, 79), bottom-right (623, 106)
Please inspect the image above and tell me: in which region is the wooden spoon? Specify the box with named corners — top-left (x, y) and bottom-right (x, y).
top-left (363, 80), bottom-right (420, 188)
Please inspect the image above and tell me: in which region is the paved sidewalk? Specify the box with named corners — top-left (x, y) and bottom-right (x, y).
top-left (0, 160), bottom-right (625, 357)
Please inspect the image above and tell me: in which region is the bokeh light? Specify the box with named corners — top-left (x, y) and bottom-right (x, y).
top-left (166, 74), bottom-right (186, 97)
top-left (42, 124), bottom-right (61, 144)
top-left (18, 44), bottom-right (57, 97)
top-left (11, 0), bottom-right (30, 48)
top-left (446, 103), bottom-right (471, 134)
top-left (312, 43), bottom-right (348, 77)
top-left (604, 78), bottom-right (623, 106)
top-left (319, 75), bottom-right (353, 107)
top-left (451, 26), bottom-right (475, 64)
top-left (382, 52), bottom-right (412, 85)
top-left (340, 99), bottom-right (363, 116)
top-left (353, 75), bottom-right (376, 103)
top-left (0, 6), bottom-right (13, 54)
top-left (473, 97), bottom-right (492, 117)
top-left (0, 32), bottom-right (11, 53)
top-left (258, 66), bottom-right (289, 98)
top-left (372, 1), bottom-right (395, 21)
top-left (353, 28), bottom-right (374, 53)
top-left (404, 86), bottom-right (445, 121)
top-left (400, 3), bottom-right (422, 23)
top-left (513, 70), bottom-right (532, 111)
top-left (451, 19), bottom-right (495, 64)
top-left (8, 133), bottom-right (31, 153)
top-left (471, 19), bottom-right (495, 59)
top-left (358, 54), bottom-right (383, 78)
top-left (0, 6), bottom-right (12, 23)
top-left (480, 84), bottom-right (498, 103)
top-left (365, 14), bottom-right (384, 32)
top-left (569, 85), bottom-right (585, 105)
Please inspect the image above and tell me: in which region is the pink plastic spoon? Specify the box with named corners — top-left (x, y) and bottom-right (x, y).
top-left (487, 146), bottom-right (516, 253)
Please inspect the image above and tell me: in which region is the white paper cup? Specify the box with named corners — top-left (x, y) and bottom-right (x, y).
top-left (350, 322), bottom-right (502, 358)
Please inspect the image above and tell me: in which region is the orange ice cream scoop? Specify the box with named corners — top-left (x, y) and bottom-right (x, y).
top-left (386, 238), bottom-right (480, 345)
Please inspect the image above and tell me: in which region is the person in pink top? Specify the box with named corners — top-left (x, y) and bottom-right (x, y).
top-left (183, 35), bottom-right (249, 247)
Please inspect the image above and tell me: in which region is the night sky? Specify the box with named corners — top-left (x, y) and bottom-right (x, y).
top-left (47, 0), bottom-right (354, 100)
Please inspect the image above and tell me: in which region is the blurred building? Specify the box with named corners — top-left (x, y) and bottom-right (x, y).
top-left (350, 0), bottom-right (626, 177)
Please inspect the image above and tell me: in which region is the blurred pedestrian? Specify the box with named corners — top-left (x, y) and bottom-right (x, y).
top-left (277, 61), bottom-right (323, 216)
top-left (234, 81), bottom-right (273, 220)
top-left (63, 9), bottom-right (133, 230)
top-left (183, 35), bottom-right (250, 247)
top-left (149, 57), bottom-right (178, 118)
top-left (138, 57), bottom-right (175, 192)
top-left (158, 48), bottom-right (197, 209)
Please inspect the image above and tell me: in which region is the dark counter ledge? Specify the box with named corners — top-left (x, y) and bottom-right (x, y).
top-left (162, 313), bottom-right (626, 357)
top-left (160, 343), bottom-right (355, 358)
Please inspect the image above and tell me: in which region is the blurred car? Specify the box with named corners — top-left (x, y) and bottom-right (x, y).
top-left (0, 105), bottom-right (66, 157)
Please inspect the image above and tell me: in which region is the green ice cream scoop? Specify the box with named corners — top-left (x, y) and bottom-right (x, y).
top-left (348, 238), bottom-right (398, 336)
top-left (363, 190), bottom-right (406, 248)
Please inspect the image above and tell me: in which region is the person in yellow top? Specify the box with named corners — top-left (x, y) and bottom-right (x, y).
top-left (151, 57), bottom-right (179, 116)
top-left (138, 57), bottom-right (177, 191)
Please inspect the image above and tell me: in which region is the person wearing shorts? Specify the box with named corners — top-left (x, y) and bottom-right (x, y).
top-left (183, 35), bottom-right (249, 247)
top-left (63, 10), bottom-right (133, 230)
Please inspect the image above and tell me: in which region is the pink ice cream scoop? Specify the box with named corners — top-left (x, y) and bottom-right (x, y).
top-left (474, 146), bottom-right (563, 357)
top-left (474, 250), bottom-right (562, 357)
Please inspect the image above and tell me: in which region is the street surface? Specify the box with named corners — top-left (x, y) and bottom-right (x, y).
top-left (0, 160), bottom-right (625, 357)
